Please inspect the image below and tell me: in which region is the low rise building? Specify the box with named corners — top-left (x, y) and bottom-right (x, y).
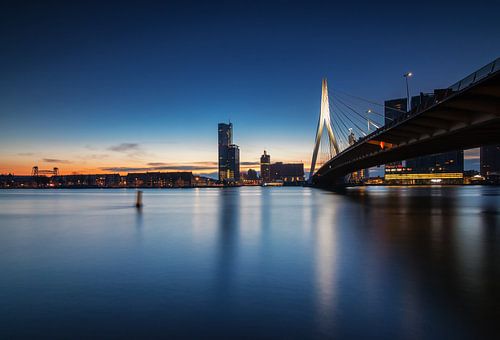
top-left (125, 172), bottom-right (192, 188)
top-left (269, 162), bottom-right (305, 184)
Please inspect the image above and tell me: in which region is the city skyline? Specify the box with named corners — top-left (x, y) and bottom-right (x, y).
top-left (1, 2), bottom-right (500, 338)
top-left (1, 1), bottom-right (499, 175)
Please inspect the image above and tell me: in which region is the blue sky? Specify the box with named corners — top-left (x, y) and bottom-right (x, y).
top-left (0, 0), bottom-right (498, 175)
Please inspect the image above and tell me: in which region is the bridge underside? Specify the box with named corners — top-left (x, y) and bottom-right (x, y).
top-left (313, 71), bottom-right (500, 188)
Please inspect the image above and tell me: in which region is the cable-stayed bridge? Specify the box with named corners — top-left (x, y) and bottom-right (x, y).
top-left (310, 58), bottom-right (500, 188)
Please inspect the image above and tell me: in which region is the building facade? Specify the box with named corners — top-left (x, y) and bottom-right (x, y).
top-left (403, 92), bottom-right (464, 184)
top-left (384, 98), bottom-right (407, 176)
top-left (260, 150), bottom-right (271, 183)
top-left (52, 174), bottom-right (121, 187)
top-left (384, 98), bottom-right (407, 124)
top-left (125, 172), bottom-right (192, 187)
top-left (241, 169), bottom-right (260, 185)
top-left (218, 122), bottom-right (233, 181)
top-left (395, 151), bottom-right (464, 184)
top-left (246, 169), bottom-right (258, 180)
top-left (218, 122), bottom-right (240, 182)
top-left (269, 162), bottom-right (305, 184)
top-left (383, 94), bottom-right (464, 184)
top-left (480, 144), bottom-right (500, 183)
top-left (227, 144), bottom-right (240, 181)
top-left (348, 130), bottom-right (367, 182)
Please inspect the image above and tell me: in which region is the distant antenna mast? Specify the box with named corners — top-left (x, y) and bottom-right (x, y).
top-left (309, 78), bottom-right (340, 179)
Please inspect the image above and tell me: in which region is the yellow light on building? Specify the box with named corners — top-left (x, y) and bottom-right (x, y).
top-left (385, 173), bottom-right (463, 180)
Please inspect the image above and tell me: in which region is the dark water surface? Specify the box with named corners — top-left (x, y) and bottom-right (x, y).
top-left (0, 187), bottom-right (499, 339)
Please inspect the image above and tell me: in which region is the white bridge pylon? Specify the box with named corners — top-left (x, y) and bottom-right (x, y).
top-left (309, 78), bottom-right (340, 179)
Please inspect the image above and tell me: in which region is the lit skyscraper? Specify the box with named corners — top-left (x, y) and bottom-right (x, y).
top-left (260, 150), bottom-right (271, 183)
top-left (218, 122), bottom-right (240, 182)
top-left (218, 122), bottom-right (232, 181)
top-left (228, 144), bottom-right (240, 181)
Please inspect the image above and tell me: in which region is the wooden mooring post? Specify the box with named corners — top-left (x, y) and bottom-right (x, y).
top-left (135, 190), bottom-right (143, 208)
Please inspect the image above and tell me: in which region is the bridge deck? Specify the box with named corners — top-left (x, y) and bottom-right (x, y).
top-left (313, 58), bottom-right (500, 187)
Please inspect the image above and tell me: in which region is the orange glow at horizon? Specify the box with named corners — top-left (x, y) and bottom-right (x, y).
top-left (1, 159), bottom-right (312, 176)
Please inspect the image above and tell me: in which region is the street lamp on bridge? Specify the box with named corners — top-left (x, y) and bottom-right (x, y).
top-left (366, 109), bottom-right (372, 131)
top-left (366, 109), bottom-right (380, 132)
top-left (403, 72), bottom-right (413, 111)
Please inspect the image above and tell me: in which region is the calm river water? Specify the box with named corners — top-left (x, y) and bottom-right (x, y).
top-left (0, 187), bottom-right (499, 339)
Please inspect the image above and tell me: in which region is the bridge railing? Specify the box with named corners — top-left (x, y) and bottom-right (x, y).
top-left (449, 57), bottom-right (499, 92)
top-left (376, 57), bottom-right (499, 133)
top-left (335, 57), bottom-right (500, 160)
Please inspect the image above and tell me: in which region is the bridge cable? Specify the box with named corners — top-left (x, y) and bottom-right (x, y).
top-left (333, 94), bottom-right (380, 131)
top-left (330, 100), bottom-right (366, 138)
top-left (330, 90), bottom-right (384, 130)
top-left (334, 88), bottom-right (407, 115)
top-left (333, 91), bottom-right (392, 123)
top-left (328, 97), bottom-right (360, 142)
top-left (330, 117), bottom-right (350, 151)
top-left (331, 109), bottom-right (354, 143)
top-left (332, 101), bottom-right (368, 138)
top-left (331, 109), bottom-right (365, 149)
top-left (326, 110), bottom-right (349, 151)
top-left (332, 92), bottom-right (374, 123)
top-left (328, 114), bottom-right (349, 151)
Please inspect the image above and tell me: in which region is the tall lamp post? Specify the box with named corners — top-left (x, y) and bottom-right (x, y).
top-left (403, 72), bottom-right (413, 112)
top-left (366, 109), bottom-right (380, 131)
top-left (366, 109), bottom-right (372, 132)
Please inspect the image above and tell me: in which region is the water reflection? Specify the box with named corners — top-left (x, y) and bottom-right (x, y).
top-left (258, 188), bottom-right (272, 267)
top-left (312, 193), bottom-right (338, 336)
top-left (0, 187), bottom-right (499, 338)
top-left (215, 189), bottom-right (240, 299)
top-left (341, 186), bottom-right (500, 337)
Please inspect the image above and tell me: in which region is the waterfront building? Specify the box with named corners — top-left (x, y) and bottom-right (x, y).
top-left (385, 153), bottom-right (464, 185)
top-left (402, 92), bottom-right (464, 184)
top-left (398, 151), bottom-right (464, 184)
top-left (0, 173), bottom-right (123, 188)
top-left (0, 175), bottom-right (43, 188)
top-left (463, 170), bottom-right (485, 184)
top-left (383, 94), bottom-right (464, 184)
top-left (384, 98), bottom-right (407, 176)
top-left (480, 144), bottom-right (500, 184)
top-left (269, 162), bottom-right (305, 184)
top-left (260, 150), bottom-right (271, 182)
top-left (193, 175), bottom-right (220, 187)
top-left (242, 169), bottom-right (260, 185)
top-left (405, 150), bottom-right (463, 173)
top-left (52, 174), bottom-right (122, 187)
top-left (218, 122), bottom-right (233, 181)
top-left (246, 169), bottom-right (258, 180)
top-left (0, 171), bottom-right (228, 188)
top-left (347, 130), bottom-right (366, 182)
top-left (227, 144), bottom-right (240, 181)
top-left (259, 149), bottom-right (304, 184)
top-left (218, 122), bottom-right (240, 182)
top-left (125, 172), bottom-right (192, 188)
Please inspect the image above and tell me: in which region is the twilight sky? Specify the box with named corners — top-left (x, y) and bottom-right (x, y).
top-left (1, 0), bottom-right (499, 175)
